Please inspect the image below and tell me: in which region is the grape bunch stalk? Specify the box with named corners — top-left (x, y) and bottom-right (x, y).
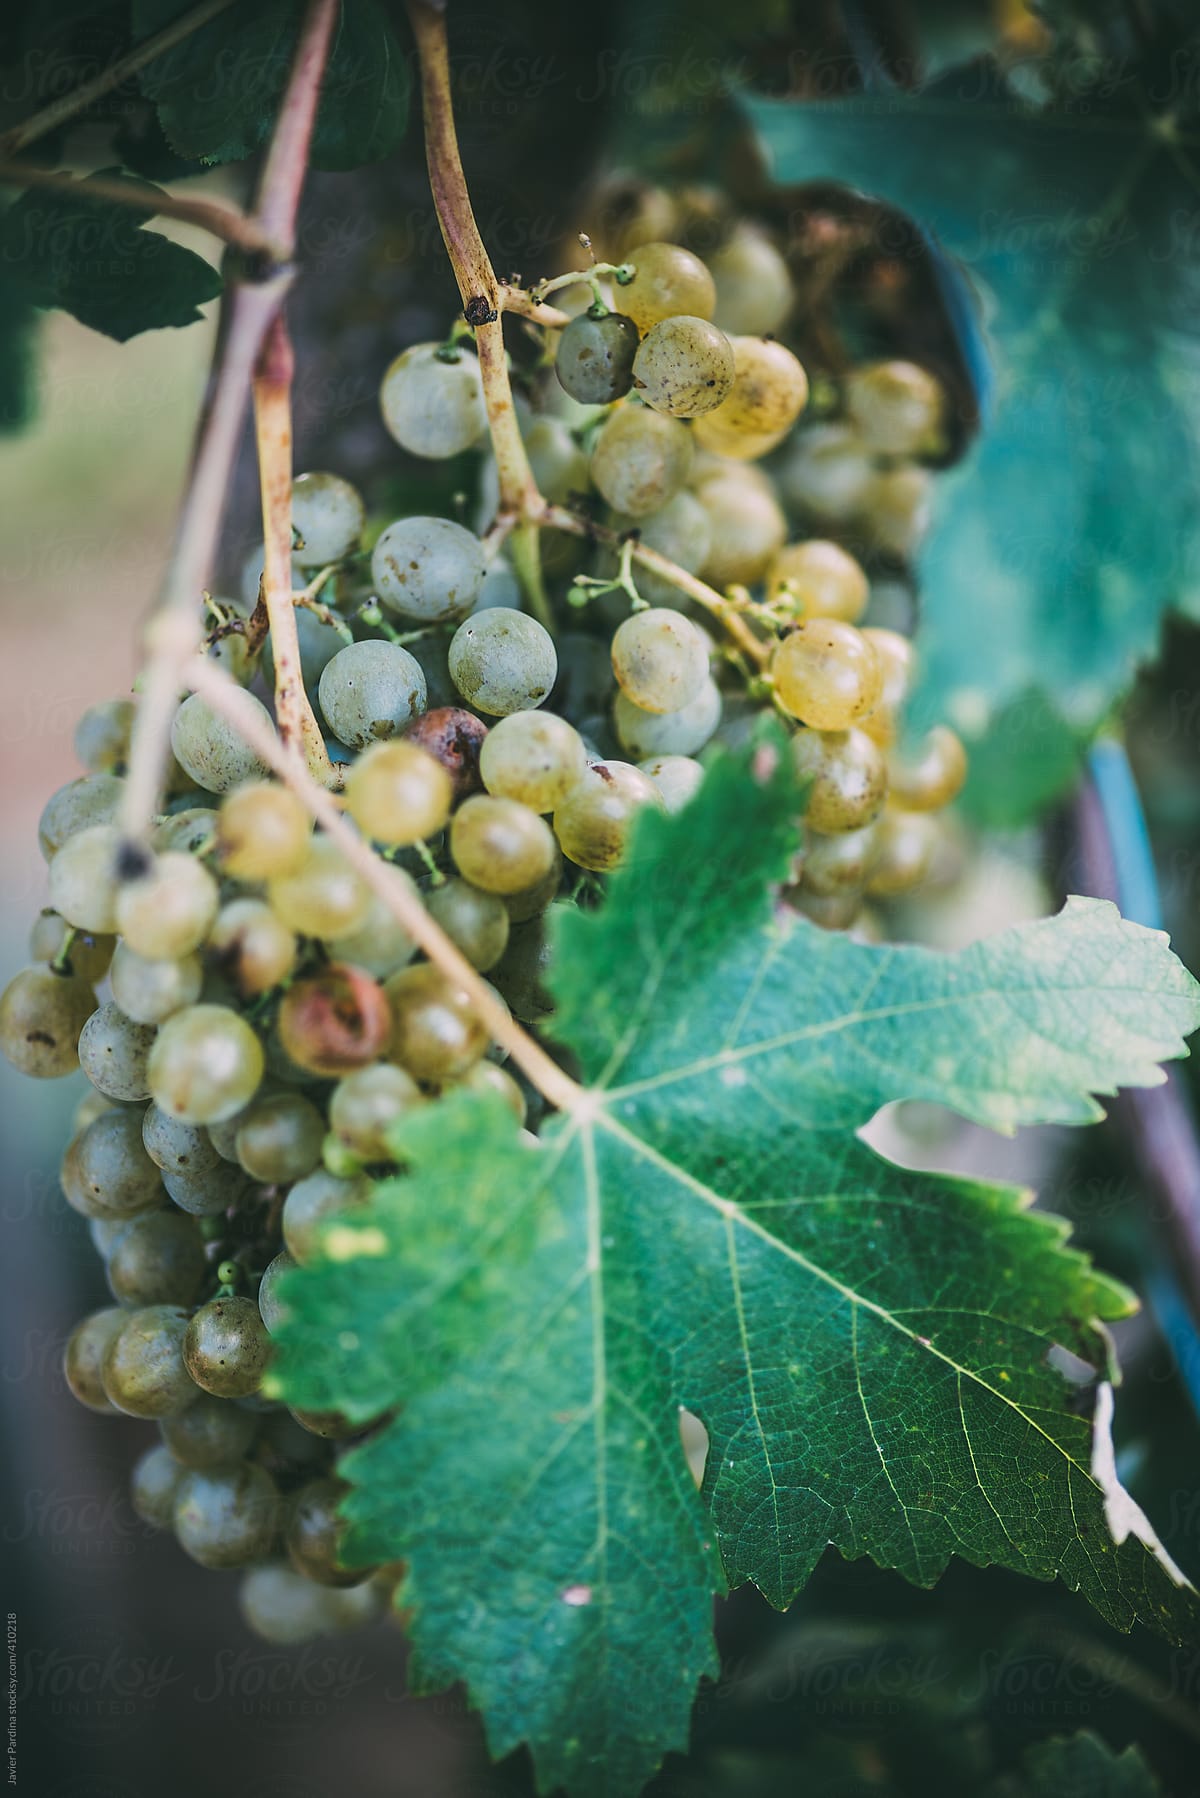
top-left (0, 0), bottom-right (967, 1646)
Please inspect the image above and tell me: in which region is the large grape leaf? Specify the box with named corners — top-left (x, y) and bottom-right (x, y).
top-left (745, 61), bottom-right (1200, 815)
top-left (270, 742), bottom-right (1200, 1797)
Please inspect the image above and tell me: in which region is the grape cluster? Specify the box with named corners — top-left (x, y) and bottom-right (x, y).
top-left (0, 184), bottom-right (969, 1644)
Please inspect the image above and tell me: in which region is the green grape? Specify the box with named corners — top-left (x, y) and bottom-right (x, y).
top-left (426, 878), bottom-right (510, 971)
top-left (379, 343), bottom-right (487, 459)
top-left (162, 1160), bottom-right (248, 1217)
top-left (287, 1476), bottom-right (368, 1587)
top-left (318, 641), bottom-right (428, 749)
top-left (605, 490), bottom-right (712, 608)
top-left (131, 1443), bottom-right (184, 1529)
top-left (449, 1057), bottom-right (527, 1123)
top-left (792, 727), bottom-right (888, 834)
top-left (620, 241), bottom-right (716, 331)
top-left (479, 710), bottom-right (587, 813)
top-left (449, 795), bottom-right (557, 896)
top-left (143, 1103), bottom-right (221, 1176)
top-left (171, 691), bottom-right (275, 793)
top-left (0, 964), bottom-right (96, 1078)
top-left (504, 845), bottom-right (564, 921)
top-left (887, 726), bottom-right (968, 811)
top-left (631, 315), bottom-right (734, 418)
top-left (329, 1064), bottom-right (423, 1161)
top-left (277, 964), bottom-right (394, 1077)
top-left (174, 1463), bottom-right (279, 1570)
top-left (29, 911), bottom-right (114, 983)
top-left (258, 1408), bottom-right (328, 1470)
top-left (72, 1088), bottom-right (114, 1133)
top-left (590, 177), bottom-right (680, 261)
top-left (767, 540), bottom-right (869, 625)
top-left (861, 463), bottom-right (932, 557)
top-left (385, 963), bottom-right (489, 1083)
top-left (328, 879), bottom-right (418, 978)
top-left (79, 1002), bottom-right (156, 1101)
top-left (47, 822), bottom-right (121, 932)
top-left (63, 1307), bottom-right (127, 1412)
top-left (102, 1304), bottom-right (198, 1418)
top-left (74, 698), bottom-right (134, 774)
top-left (288, 1405), bottom-right (356, 1439)
top-left (161, 1394), bottom-right (258, 1471)
top-left (799, 824), bottom-right (880, 897)
top-left (773, 621), bottom-right (883, 731)
top-left (448, 609), bottom-right (557, 717)
top-left (523, 417), bottom-right (591, 505)
top-left (291, 470), bottom-right (365, 565)
top-left (845, 359), bottom-right (944, 457)
top-left (147, 1003), bottom-right (264, 1124)
top-left (217, 782), bottom-right (311, 880)
top-left (153, 806), bottom-right (218, 858)
top-left (343, 741), bottom-right (452, 846)
top-left (860, 629), bottom-right (916, 748)
top-left (402, 706), bottom-right (487, 800)
top-left (694, 336), bottom-right (808, 452)
top-left (241, 542), bottom-right (305, 607)
top-left (792, 884), bottom-right (864, 932)
top-left (235, 1092), bottom-right (326, 1183)
top-left (323, 1578), bottom-right (387, 1632)
top-left (110, 943), bottom-right (203, 1024)
top-left (613, 678), bottom-right (722, 758)
top-left (552, 760), bottom-right (665, 871)
top-left (239, 1563), bottom-right (340, 1646)
top-left (371, 516), bottom-right (485, 623)
top-left (590, 406), bottom-right (693, 518)
top-left (184, 1295), bottom-right (272, 1398)
top-left (490, 916), bottom-right (556, 1025)
top-left (267, 837), bottom-right (370, 940)
top-left (257, 1249), bottom-right (297, 1333)
top-left (775, 421), bottom-right (875, 523)
top-left (38, 772), bottom-right (124, 861)
top-left (206, 1102), bottom-right (254, 1162)
top-left (106, 1209), bottom-right (207, 1307)
top-left (262, 602), bottom-right (348, 697)
top-left (611, 608), bottom-right (709, 714)
top-left (639, 754), bottom-right (704, 813)
top-left (63, 1107), bottom-right (164, 1218)
top-left (695, 469), bottom-right (787, 587)
top-left (866, 808), bottom-right (939, 897)
top-left (282, 1169), bottom-right (372, 1266)
top-left (710, 223), bottom-right (794, 336)
top-left (208, 898), bottom-right (298, 996)
top-left (554, 310), bottom-right (640, 404)
top-left (89, 1215), bottom-right (128, 1257)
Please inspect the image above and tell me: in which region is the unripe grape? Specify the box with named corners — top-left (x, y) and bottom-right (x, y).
top-left (74, 698), bottom-right (134, 774)
top-left (773, 621), bottom-right (883, 731)
top-left (102, 1304), bottom-right (198, 1418)
top-left (555, 310), bottom-right (640, 404)
top-left (613, 678), bottom-right (722, 759)
top-left (371, 515), bottom-right (485, 623)
top-left (148, 1003), bottom-right (264, 1124)
top-left (694, 336), bottom-right (808, 451)
top-left (291, 470), bottom-right (365, 565)
top-left (287, 1476), bottom-right (368, 1587)
top-left (385, 963), bottom-right (490, 1082)
top-left (131, 1443), bottom-right (184, 1528)
top-left (552, 760), bottom-right (664, 872)
top-left (171, 691), bottom-right (275, 793)
top-left (776, 421), bottom-right (875, 522)
top-left (162, 1160), bottom-right (249, 1217)
top-left (450, 795), bottom-right (557, 896)
top-left (48, 823), bottom-right (121, 932)
top-left (238, 1564), bottom-right (339, 1645)
top-left (845, 359), bottom-right (944, 456)
top-left (64, 1307), bottom-right (127, 1412)
top-left (448, 609), bottom-right (557, 716)
top-left (696, 474), bottom-right (786, 588)
top-left (862, 463), bottom-right (932, 557)
top-left (79, 1002), bottom-right (156, 1101)
top-left (479, 710), bottom-right (587, 812)
top-left (109, 944), bottom-right (202, 1025)
top-left (524, 416), bottom-right (591, 503)
top-left (116, 852), bottom-right (219, 961)
top-left (611, 608), bottom-right (709, 715)
top-left (38, 772), bottom-right (124, 861)
top-left (268, 838), bottom-right (370, 940)
top-left (426, 878), bottom-right (510, 971)
top-left (632, 315), bottom-right (734, 418)
top-left (330, 1063), bottom-right (423, 1161)
top-left (767, 541), bottom-right (869, 624)
top-left (799, 824), bottom-right (880, 896)
top-left (282, 1169), bottom-right (373, 1266)
top-left (792, 885), bottom-right (864, 932)
top-left (590, 407), bottom-right (693, 518)
top-left (29, 912), bottom-right (114, 984)
top-left (379, 343), bottom-right (487, 458)
top-left (620, 241), bottom-right (715, 331)
top-left (262, 603), bottom-right (347, 697)
top-left (161, 1393), bottom-right (258, 1470)
top-left (450, 1058), bottom-right (527, 1123)
top-left (235, 1091), bottom-right (326, 1183)
top-left (318, 641), bottom-right (428, 749)
top-left (344, 741), bottom-right (452, 846)
top-left (860, 629), bottom-right (916, 748)
top-left (403, 706), bottom-right (487, 799)
top-left (257, 1250), bottom-right (296, 1333)
top-left (589, 178), bottom-right (679, 261)
top-left (792, 728), bottom-right (888, 834)
top-left (639, 755), bottom-right (704, 813)
top-left (328, 878), bottom-right (419, 979)
top-left (217, 782), bottom-right (311, 880)
top-left (208, 898), bottom-right (298, 996)
top-left (887, 726), bottom-right (968, 811)
top-left (174, 1463), bottom-right (279, 1569)
top-left (277, 965), bottom-right (393, 1078)
top-left (710, 223), bottom-right (794, 336)
top-left (0, 964), bottom-right (96, 1078)
top-left (143, 1103), bottom-right (221, 1177)
top-left (106, 1209), bottom-right (207, 1308)
top-left (64, 1107), bottom-right (163, 1218)
top-left (184, 1295), bottom-right (272, 1399)
top-left (866, 808), bottom-right (940, 896)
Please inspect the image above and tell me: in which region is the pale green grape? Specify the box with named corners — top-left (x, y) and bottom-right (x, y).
top-left (267, 838), bottom-right (370, 940)
top-left (620, 241), bottom-right (716, 331)
top-left (282, 1169), bottom-right (372, 1265)
top-left (590, 406), bottom-right (693, 518)
top-left (695, 471), bottom-right (786, 587)
top-left (106, 1209), bottom-right (206, 1308)
top-left (38, 772), bottom-right (124, 862)
top-left (162, 1160), bottom-right (248, 1217)
top-left (235, 1092), bottom-right (325, 1184)
top-left (117, 852), bottom-right (218, 963)
top-left (611, 608), bottom-right (709, 714)
top-left (694, 336), bottom-right (807, 448)
top-left (479, 710), bottom-right (587, 813)
top-left (329, 1064), bottom-right (423, 1161)
top-left (450, 1058), bottom-right (527, 1122)
top-left (47, 823), bottom-right (121, 932)
top-left (372, 516), bottom-right (486, 623)
top-left (448, 608), bottom-right (557, 716)
top-left (490, 916), bottom-right (556, 1024)
top-left (775, 421), bottom-right (875, 523)
top-left (773, 621), bottom-right (883, 731)
top-left (552, 761), bottom-right (664, 872)
top-left (217, 782), bottom-right (311, 880)
top-left (291, 471), bottom-right (365, 565)
top-left (287, 1476), bottom-right (367, 1587)
top-left (710, 223), bottom-right (794, 336)
top-left (385, 964), bottom-right (490, 1083)
top-left (63, 1307), bottom-right (127, 1412)
top-left (30, 912), bottom-right (114, 983)
top-left (161, 1393), bottom-right (258, 1470)
top-left (153, 806), bottom-right (218, 858)
top-left (74, 698), bottom-right (134, 774)
top-left (632, 315), bottom-right (734, 418)
top-left (171, 692), bottom-right (275, 794)
top-left (767, 540), bottom-right (869, 624)
top-left (257, 1249), bottom-right (297, 1334)
top-left (613, 677), bottom-right (722, 758)
top-left (887, 726), bottom-right (967, 811)
top-left (792, 727), bottom-right (888, 833)
top-left (799, 824), bottom-right (880, 896)
top-left (328, 879), bottom-right (418, 978)
top-left (318, 641), bottom-right (428, 749)
top-left (208, 898), bottom-right (298, 996)
top-left (861, 463), bottom-right (932, 556)
top-left (450, 795), bottom-right (557, 896)
top-left (102, 1304), bottom-right (198, 1418)
top-left (343, 741), bottom-right (452, 846)
top-left (845, 359), bottom-right (944, 456)
top-left (183, 1295), bottom-right (272, 1398)
top-left (639, 754), bottom-right (704, 812)
top-left (239, 1563), bottom-right (340, 1645)
top-left (142, 1103), bottom-right (221, 1177)
top-left (503, 848), bottom-right (564, 922)
top-left (147, 1003), bottom-right (264, 1124)
top-left (607, 490), bottom-right (712, 607)
top-left (427, 878), bottom-right (510, 970)
top-left (64, 1107), bottom-right (163, 1217)
top-left (262, 603), bottom-right (347, 696)
top-left (0, 964), bottom-right (96, 1078)
top-left (174, 1463), bottom-right (279, 1569)
top-left (523, 416), bottom-right (591, 503)
top-left (131, 1443), bottom-right (184, 1528)
top-left (79, 1002), bottom-right (156, 1101)
top-left (554, 311), bottom-right (640, 405)
top-left (379, 343), bottom-right (487, 459)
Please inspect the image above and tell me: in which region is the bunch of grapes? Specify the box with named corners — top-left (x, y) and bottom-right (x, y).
top-left (0, 188), bottom-right (967, 1643)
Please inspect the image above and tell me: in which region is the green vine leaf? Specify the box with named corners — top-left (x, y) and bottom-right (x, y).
top-left (271, 742), bottom-right (1200, 1797)
top-left (745, 64), bottom-right (1200, 819)
top-left (990, 1729), bottom-right (1161, 1798)
top-left (0, 172), bottom-right (220, 340)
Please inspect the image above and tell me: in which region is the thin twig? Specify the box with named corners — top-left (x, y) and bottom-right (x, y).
top-left (254, 0), bottom-right (338, 253)
top-left (186, 656), bottom-right (583, 1114)
top-left (0, 161), bottom-right (268, 254)
top-left (0, 0), bottom-right (239, 158)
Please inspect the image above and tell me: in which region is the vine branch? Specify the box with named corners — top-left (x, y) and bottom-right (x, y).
top-left (0, 162), bottom-right (269, 255)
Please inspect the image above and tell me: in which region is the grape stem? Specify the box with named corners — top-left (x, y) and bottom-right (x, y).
top-left (252, 311), bottom-right (337, 784)
top-left (184, 655), bottom-right (584, 1114)
top-left (530, 262), bottom-right (634, 305)
top-left (499, 286), bottom-right (569, 329)
top-left (118, 0), bottom-right (339, 851)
